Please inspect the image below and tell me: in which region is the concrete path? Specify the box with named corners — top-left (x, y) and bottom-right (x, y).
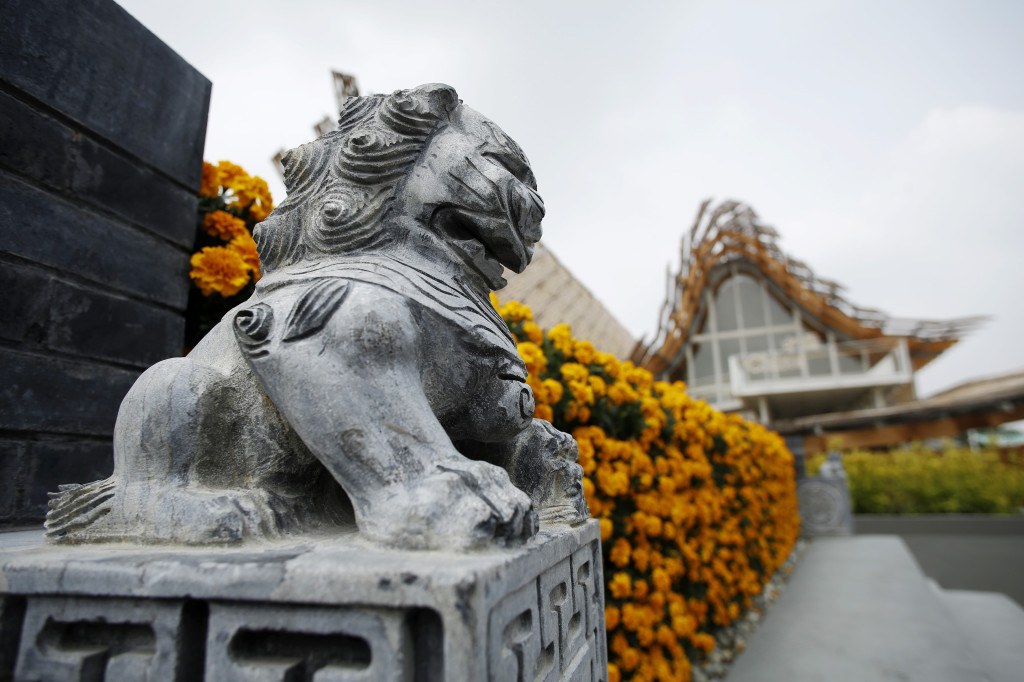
top-left (727, 535), bottom-right (1023, 682)
top-left (856, 515), bottom-right (1024, 607)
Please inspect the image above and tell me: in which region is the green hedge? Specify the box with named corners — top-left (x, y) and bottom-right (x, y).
top-left (807, 446), bottom-right (1024, 514)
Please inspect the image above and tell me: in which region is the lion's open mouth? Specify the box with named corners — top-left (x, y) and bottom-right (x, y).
top-left (432, 207), bottom-right (535, 289)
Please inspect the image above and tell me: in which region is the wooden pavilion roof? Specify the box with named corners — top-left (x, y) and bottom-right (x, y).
top-left (632, 199), bottom-right (984, 376)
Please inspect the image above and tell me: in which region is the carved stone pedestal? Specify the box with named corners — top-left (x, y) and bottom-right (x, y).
top-left (0, 520), bottom-right (606, 681)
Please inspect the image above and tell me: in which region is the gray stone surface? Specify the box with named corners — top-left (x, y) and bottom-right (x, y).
top-left (45, 84), bottom-right (589, 552)
top-left (726, 536), bottom-right (997, 682)
top-left (797, 451), bottom-right (853, 536)
top-left (0, 521), bottom-right (607, 681)
top-left (933, 588), bottom-right (1024, 682)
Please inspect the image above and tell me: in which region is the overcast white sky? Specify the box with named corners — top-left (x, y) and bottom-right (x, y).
top-left (117, 0), bottom-right (1024, 398)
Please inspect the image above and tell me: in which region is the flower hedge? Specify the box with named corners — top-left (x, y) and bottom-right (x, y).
top-left (808, 445), bottom-right (1024, 514)
top-left (185, 160), bottom-right (274, 348)
top-left (494, 296), bottom-right (800, 682)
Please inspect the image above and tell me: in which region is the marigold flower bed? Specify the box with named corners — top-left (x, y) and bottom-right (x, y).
top-left (495, 297), bottom-right (800, 682)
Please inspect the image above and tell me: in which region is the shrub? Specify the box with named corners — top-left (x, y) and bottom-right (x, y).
top-left (495, 297), bottom-right (800, 682)
top-left (808, 445), bottom-right (1024, 514)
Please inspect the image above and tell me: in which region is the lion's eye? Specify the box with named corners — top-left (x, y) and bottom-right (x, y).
top-left (482, 151), bottom-right (537, 191)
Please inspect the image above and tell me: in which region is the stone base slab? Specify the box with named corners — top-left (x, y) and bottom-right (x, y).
top-left (0, 520), bottom-right (607, 681)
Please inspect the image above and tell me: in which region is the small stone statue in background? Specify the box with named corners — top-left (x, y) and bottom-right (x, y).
top-left (818, 450), bottom-right (847, 480)
top-left (46, 83), bottom-right (588, 551)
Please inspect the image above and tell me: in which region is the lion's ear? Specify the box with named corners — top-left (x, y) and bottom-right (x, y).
top-left (389, 84), bottom-right (459, 121)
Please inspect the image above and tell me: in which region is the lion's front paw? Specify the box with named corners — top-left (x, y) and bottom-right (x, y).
top-left (363, 459), bottom-right (538, 550)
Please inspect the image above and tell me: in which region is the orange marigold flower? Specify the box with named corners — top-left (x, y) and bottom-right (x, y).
top-left (605, 606), bottom-right (621, 630)
top-left (199, 162), bottom-right (220, 197)
top-left (600, 517), bottom-right (614, 541)
top-left (202, 210), bottom-right (248, 241)
top-left (652, 567), bottom-right (671, 593)
top-left (607, 663), bottom-right (621, 682)
top-left (534, 404), bottom-right (553, 422)
top-left (609, 538), bottom-right (631, 567)
top-left (620, 648), bottom-right (640, 671)
top-left (692, 632), bottom-right (716, 653)
top-left (228, 232), bottom-right (261, 280)
top-left (609, 572), bottom-right (632, 599)
top-left (189, 246), bottom-right (250, 297)
top-left (216, 160), bottom-right (247, 190)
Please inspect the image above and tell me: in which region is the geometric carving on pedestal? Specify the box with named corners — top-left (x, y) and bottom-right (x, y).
top-left (1, 522), bottom-right (606, 681)
top-left (14, 596), bottom-right (206, 682)
top-left (488, 538), bottom-right (607, 682)
top-left (207, 603), bottom-right (427, 681)
top-left (798, 477), bottom-right (853, 537)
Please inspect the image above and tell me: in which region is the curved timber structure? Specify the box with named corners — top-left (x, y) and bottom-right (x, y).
top-left (633, 200), bottom-right (985, 425)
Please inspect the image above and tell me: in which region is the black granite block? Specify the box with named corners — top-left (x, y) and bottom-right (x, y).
top-left (0, 262), bottom-right (52, 346)
top-left (23, 440), bottom-right (114, 519)
top-left (47, 281), bottom-right (184, 367)
top-left (0, 0), bottom-right (212, 189)
top-left (0, 90), bottom-right (74, 191)
top-left (0, 350), bottom-right (139, 436)
top-left (0, 172), bottom-right (191, 310)
top-left (70, 134), bottom-right (198, 248)
top-left (0, 441), bottom-right (28, 519)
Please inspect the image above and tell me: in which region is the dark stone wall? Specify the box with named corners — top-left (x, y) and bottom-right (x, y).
top-left (0, 0), bottom-right (211, 525)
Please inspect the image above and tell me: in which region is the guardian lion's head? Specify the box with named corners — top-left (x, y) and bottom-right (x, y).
top-left (254, 83), bottom-right (544, 290)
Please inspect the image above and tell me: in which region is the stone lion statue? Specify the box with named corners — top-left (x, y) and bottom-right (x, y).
top-left (45, 84), bottom-right (588, 551)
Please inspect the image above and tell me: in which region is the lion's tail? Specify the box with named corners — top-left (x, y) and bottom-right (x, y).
top-left (44, 477), bottom-right (116, 542)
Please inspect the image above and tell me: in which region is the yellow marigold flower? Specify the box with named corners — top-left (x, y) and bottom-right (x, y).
top-left (600, 517), bottom-right (613, 541)
top-left (574, 339), bottom-right (596, 365)
top-left (636, 626), bottom-right (655, 647)
top-left (522, 321), bottom-right (543, 344)
top-left (202, 210), bottom-right (248, 241)
top-left (589, 375), bottom-right (607, 397)
top-left (645, 515), bottom-right (663, 538)
top-left (605, 606), bottom-right (621, 630)
top-left (542, 378), bottom-right (564, 404)
top-left (620, 647), bottom-right (640, 671)
top-left (568, 380), bottom-right (595, 406)
top-left (609, 572), bottom-right (632, 599)
top-left (692, 632), bottom-right (715, 653)
top-left (559, 362), bottom-right (589, 383)
top-left (516, 342), bottom-right (547, 375)
top-left (534, 404), bottom-right (553, 422)
top-left (547, 323), bottom-right (574, 356)
top-left (228, 232), bottom-right (261, 280)
top-left (672, 614), bottom-right (696, 637)
top-left (189, 246), bottom-right (250, 297)
top-left (489, 292), bottom-right (500, 309)
top-left (652, 567), bottom-right (671, 593)
top-left (608, 381), bottom-right (639, 405)
top-left (199, 161), bottom-right (220, 197)
top-left (609, 538), bottom-right (631, 567)
top-left (633, 579), bottom-right (649, 600)
top-left (632, 546), bottom-right (650, 572)
top-left (620, 603), bottom-right (640, 631)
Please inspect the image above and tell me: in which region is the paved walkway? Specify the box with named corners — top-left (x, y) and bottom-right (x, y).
top-left (726, 535), bottom-right (1024, 682)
